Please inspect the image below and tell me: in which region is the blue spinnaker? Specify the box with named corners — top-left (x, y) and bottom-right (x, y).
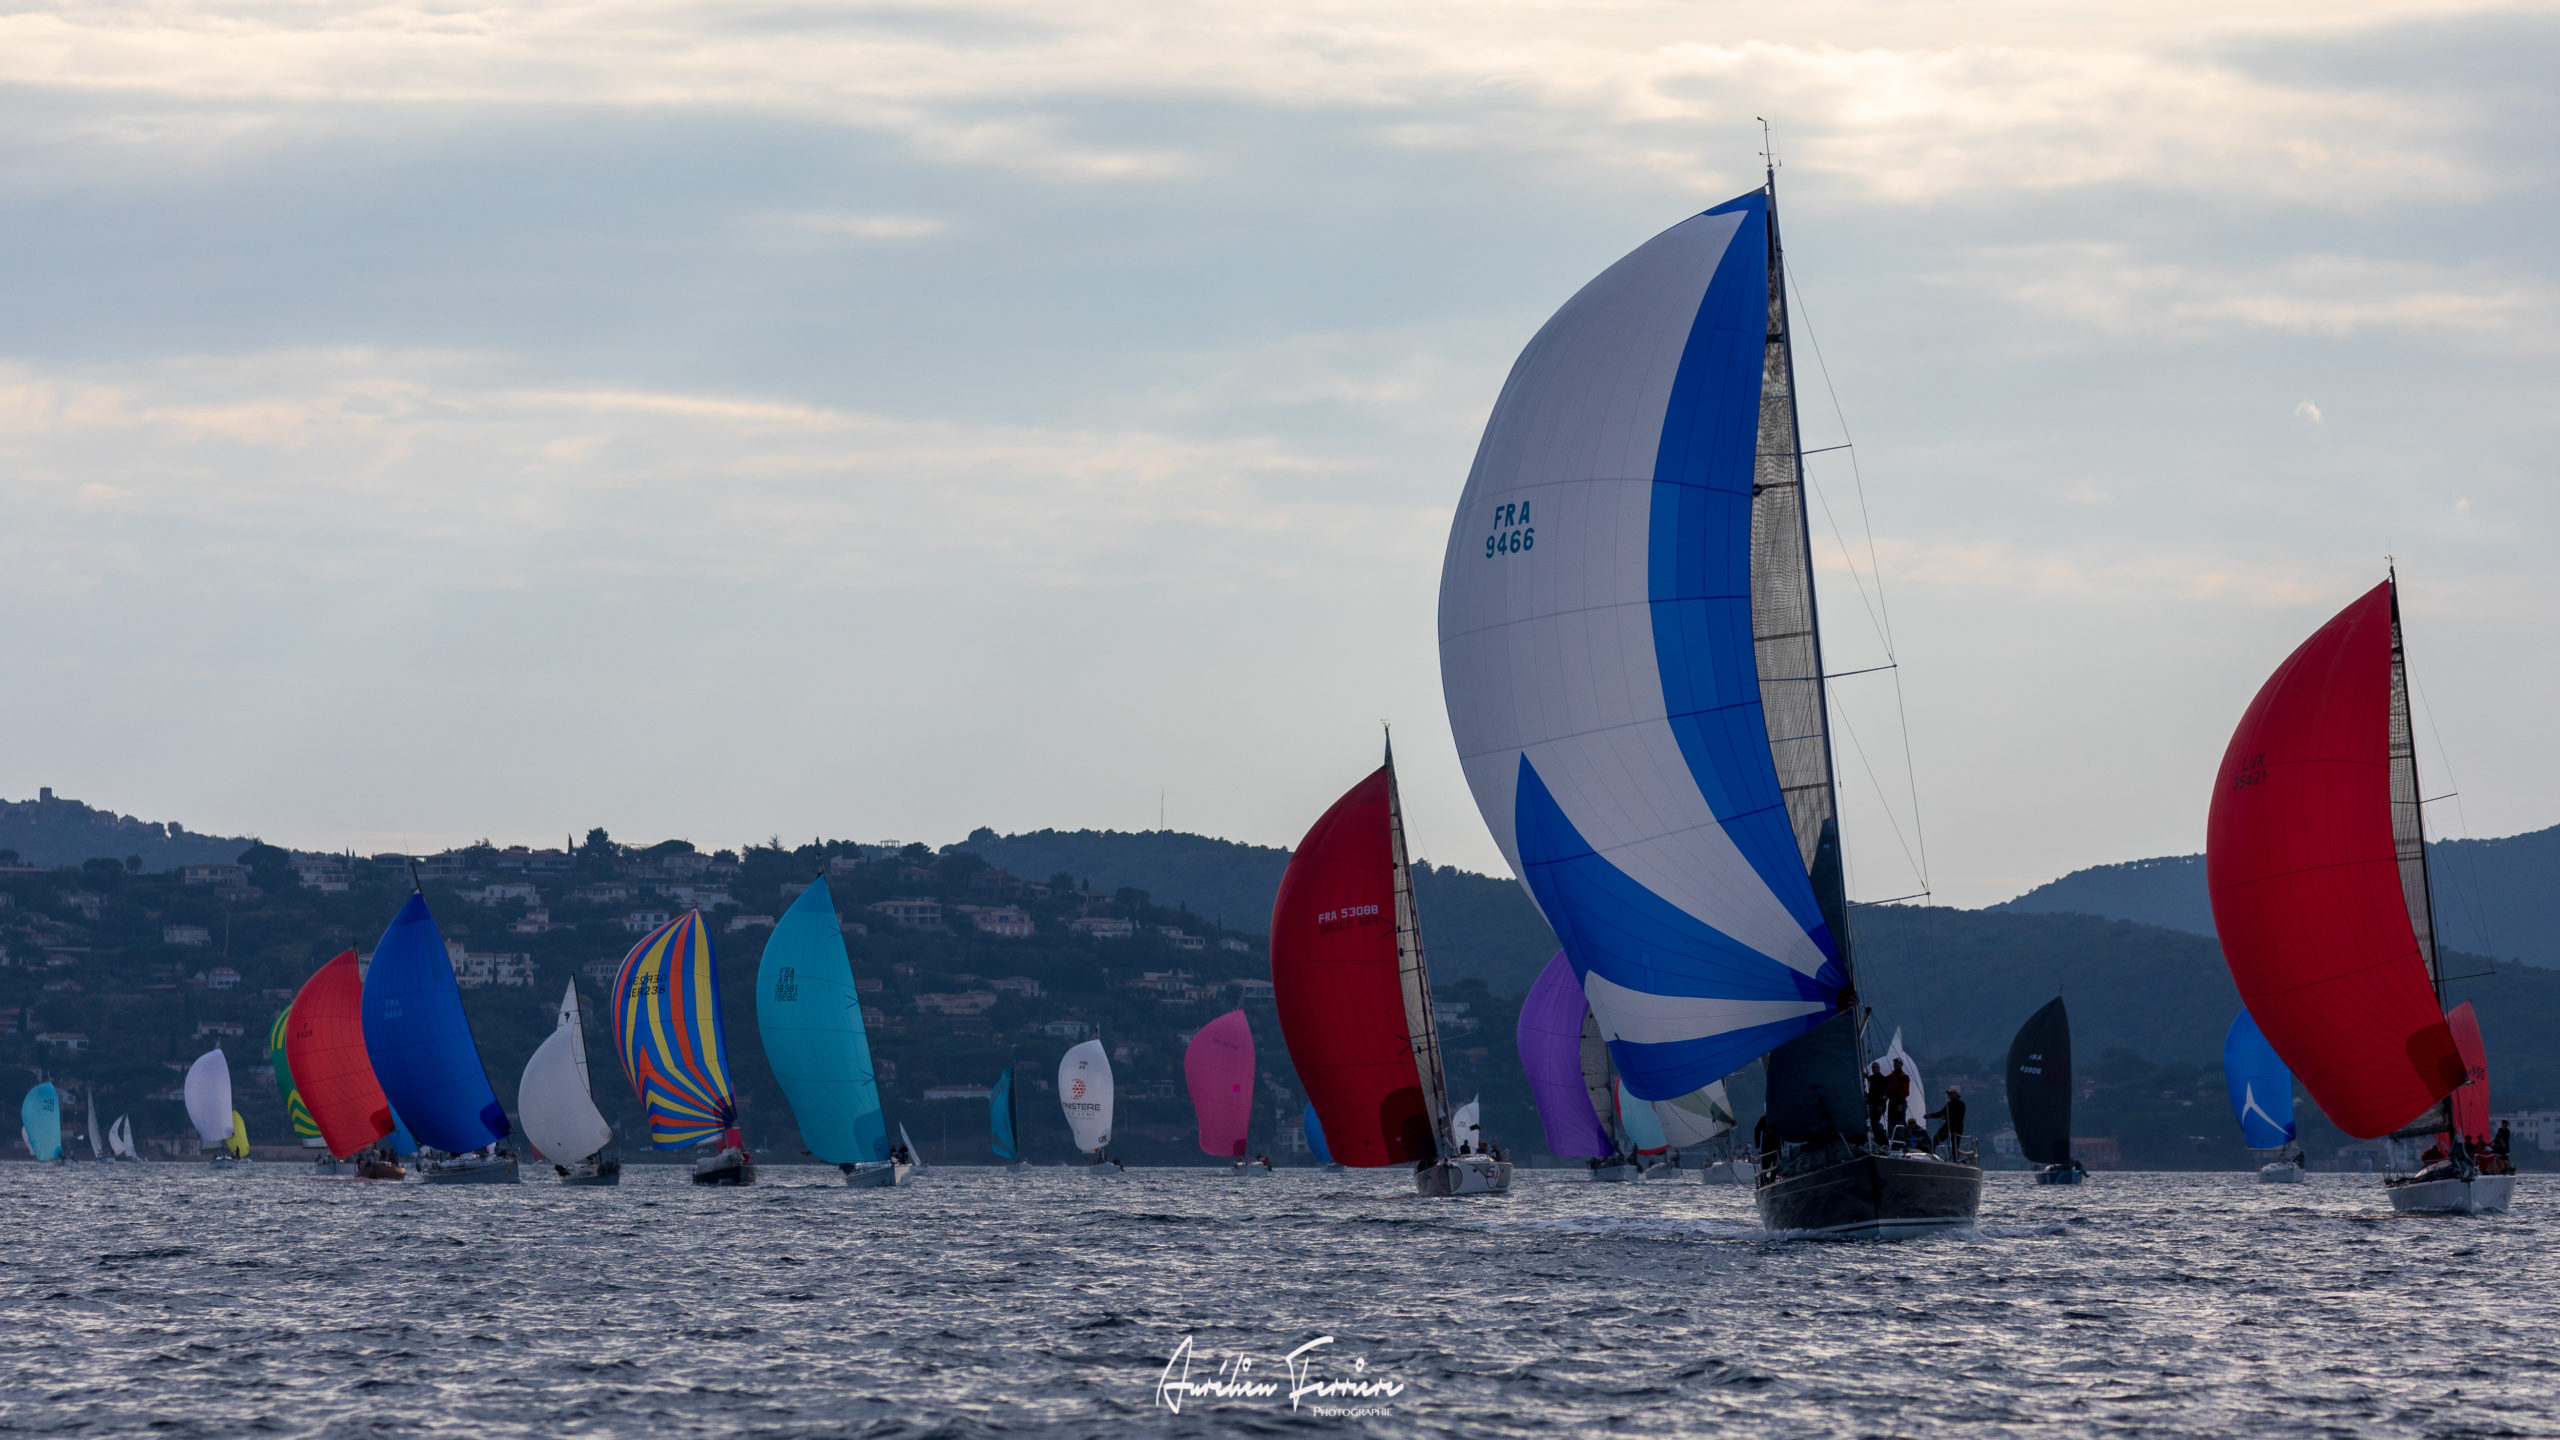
top-left (990, 1069), bottom-right (1018, 1161)
top-left (755, 879), bottom-right (889, 1164)
top-left (360, 893), bottom-right (510, 1153)
top-left (22, 1083), bottom-right (61, 1161)
top-left (1303, 1102), bottom-right (1334, 1165)
top-left (387, 1105), bottom-right (418, 1157)
top-left (2223, 1010), bottom-right (2298, 1150)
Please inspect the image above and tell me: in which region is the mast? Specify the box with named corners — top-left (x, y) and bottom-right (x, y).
top-left (2385, 567), bottom-right (2447, 1008)
top-left (1384, 735), bottom-right (1454, 1153)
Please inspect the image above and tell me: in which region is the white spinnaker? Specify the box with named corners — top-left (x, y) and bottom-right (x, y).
top-left (184, 1049), bottom-right (234, 1145)
top-left (1451, 1096), bottom-right (1481, 1150)
top-left (1435, 208), bottom-right (1833, 991)
top-left (1876, 1029), bottom-right (1928, 1130)
top-left (518, 983), bottom-right (613, 1164)
top-left (1654, 1080), bottom-right (1736, 1147)
top-left (1059, 1039), bottom-right (1114, 1152)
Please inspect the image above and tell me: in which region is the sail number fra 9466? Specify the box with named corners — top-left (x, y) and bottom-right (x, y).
top-left (1483, 501), bottom-right (1534, 559)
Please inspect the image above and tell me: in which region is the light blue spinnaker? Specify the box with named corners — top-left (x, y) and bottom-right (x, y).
top-left (1617, 1079), bottom-right (1668, 1152)
top-left (2223, 1010), bottom-right (2298, 1151)
top-left (360, 892), bottom-right (511, 1153)
top-left (1303, 1102), bottom-right (1334, 1165)
top-left (990, 1069), bottom-right (1018, 1162)
top-left (1438, 189), bottom-right (1850, 1102)
top-left (756, 879), bottom-right (890, 1165)
top-left (22, 1083), bottom-right (62, 1162)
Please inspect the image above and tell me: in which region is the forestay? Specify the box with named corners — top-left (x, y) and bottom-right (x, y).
top-left (1437, 188), bottom-right (1847, 1101)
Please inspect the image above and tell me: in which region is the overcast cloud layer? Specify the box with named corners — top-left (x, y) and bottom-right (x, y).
top-left (2, 0), bottom-right (2553, 907)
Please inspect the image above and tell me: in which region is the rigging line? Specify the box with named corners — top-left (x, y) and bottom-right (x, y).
top-left (1826, 682), bottom-right (1925, 893)
top-left (2408, 670), bottom-right (2501, 964)
top-left (1849, 890), bottom-right (1933, 907)
top-left (1801, 436), bottom-right (1892, 657)
top-left (1825, 663), bottom-right (1898, 681)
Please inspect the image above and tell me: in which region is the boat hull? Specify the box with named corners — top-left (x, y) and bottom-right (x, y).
top-left (1589, 1163), bottom-right (1643, 1183)
top-left (2033, 1164), bottom-right (2085, 1186)
top-left (1083, 1160), bottom-right (1126, 1178)
top-left (422, 1155), bottom-right (520, 1185)
top-left (2387, 1173), bottom-right (2514, 1214)
top-left (558, 1159), bottom-right (621, 1187)
top-left (2257, 1162), bottom-right (2304, 1185)
top-left (692, 1151), bottom-right (756, 1186)
top-left (1697, 1159), bottom-right (1755, 1186)
top-left (1231, 1163), bottom-right (1274, 1179)
top-left (1755, 1152), bottom-right (1982, 1239)
top-left (1415, 1156), bottom-right (1512, 1197)
top-left (842, 1161), bottom-right (912, 1188)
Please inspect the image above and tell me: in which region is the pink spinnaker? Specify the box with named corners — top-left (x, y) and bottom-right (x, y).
top-left (1185, 1010), bottom-right (1256, 1158)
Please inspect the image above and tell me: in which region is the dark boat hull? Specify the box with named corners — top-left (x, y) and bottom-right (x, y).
top-left (1755, 1152), bottom-right (1982, 1239)
top-left (2033, 1164), bottom-right (2084, 1186)
top-left (692, 1152), bottom-right (756, 1186)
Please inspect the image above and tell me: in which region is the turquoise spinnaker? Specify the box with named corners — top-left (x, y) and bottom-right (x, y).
top-left (755, 879), bottom-right (889, 1164)
top-left (990, 1069), bottom-right (1019, 1161)
top-left (360, 892), bottom-right (510, 1153)
top-left (1303, 1102), bottom-right (1334, 1165)
top-left (22, 1083), bottom-right (62, 1161)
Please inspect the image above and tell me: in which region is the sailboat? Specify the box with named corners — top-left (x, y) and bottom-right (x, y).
top-left (2224, 1011), bottom-right (2303, 1183)
top-left (184, 1049), bottom-right (243, 1168)
top-left (288, 949), bottom-right (403, 1179)
top-left (1433, 164), bottom-right (1977, 1236)
top-left (85, 1086), bottom-right (105, 1162)
top-left (1272, 742), bottom-right (1510, 1197)
top-left (615, 911), bottom-right (752, 1186)
top-left (1186, 1010), bottom-right (1265, 1175)
top-left (21, 1082), bottom-right (63, 1164)
top-left (1517, 951), bottom-right (1632, 1179)
top-left (268, 1004), bottom-right (328, 1168)
top-left (757, 881), bottom-right (901, 1187)
top-left (521, 981), bottom-right (619, 1185)
top-left (2207, 576), bottom-right (2513, 1215)
top-left (990, 1066), bottom-right (1027, 1169)
top-left (1303, 1102), bottom-right (1344, 1171)
top-left (1060, 1038), bottom-right (1120, 1174)
top-left (2007, 999), bottom-right (2081, 1184)
top-left (361, 893), bottom-right (519, 1184)
top-left (108, 1114), bottom-right (139, 1161)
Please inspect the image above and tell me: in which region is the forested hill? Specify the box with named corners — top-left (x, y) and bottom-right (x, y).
top-left (953, 826), bottom-right (1561, 993)
top-left (0, 792), bottom-right (256, 872)
top-left (1991, 823), bottom-right (2560, 967)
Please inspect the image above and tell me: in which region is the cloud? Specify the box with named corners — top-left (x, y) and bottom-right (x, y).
top-left (759, 211), bottom-right (951, 242)
top-left (2294, 400), bottom-right (2324, 422)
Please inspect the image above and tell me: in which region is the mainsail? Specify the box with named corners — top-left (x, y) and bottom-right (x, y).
top-left (519, 981), bottom-right (614, 1165)
top-left (2221, 1010), bottom-right (2298, 1151)
top-left (287, 949), bottom-right (393, 1158)
top-left (2005, 999), bottom-right (2072, 1167)
top-left (1517, 951), bottom-right (1610, 1158)
top-left (1270, 764), bottom-right (1435, 1166)
top-left (109, 1114), bottom-right (137, 1160)
top-left (990, 1068), bottom-right (1019, 1162)
top-left (85, 1088), bottom-right (103, 1160)
top-left (268, 1005), bottom-right (323, 1146)
top-left (1184, 1010), bottom-right (1255, 1159)
top-left (21, 1083), bottom-right (61, 1161)
top-left (184, 1048), bottom-right (234, 1147)
top-left (1058, 1038), bottom-right (1114, 1153)
top-left (361, 894), bottom-right (511, 1153)
top-left (756, 881), bottom-right (889, 1165)
top-left (612, 911), bottom-right (738, 1150)
top-left (1436, 182), bottom-right (1852, 1110)
top-left (2205, 581), bottom-right (2463, 1137)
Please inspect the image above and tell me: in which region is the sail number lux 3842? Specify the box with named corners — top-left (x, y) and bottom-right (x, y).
top-left (1483, 502), bottom-right (1535, 559)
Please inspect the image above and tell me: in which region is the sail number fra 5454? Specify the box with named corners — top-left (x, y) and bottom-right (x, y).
top-left (1483, 501), bottom-right (1534, 559)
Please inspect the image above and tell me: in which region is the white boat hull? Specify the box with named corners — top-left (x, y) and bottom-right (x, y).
top-left (1697, 1158), bottom-right (1756, 1186)
top-left (1416, 1155), bottom-right (1512, 1197)
top-left (1231, 1163), bottom-right (1274, 1179)
top-left (1084, 1160), bottom-right (1126, 1178)
top-left (2387, 1173), bottom-right (2514, 1214)
top-left (2257, 1162), bottom-right (2304, 1185)
top-left (1589, 1163), bottom-right (1643, 1183)
top-left (843, 1161), bottom-right (912, 1188)
top-left (422, 1154), bottom-right (521, 1185)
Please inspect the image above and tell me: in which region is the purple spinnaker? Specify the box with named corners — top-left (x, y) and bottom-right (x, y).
top-left (1518, 951), bottom-right (1610, 1157)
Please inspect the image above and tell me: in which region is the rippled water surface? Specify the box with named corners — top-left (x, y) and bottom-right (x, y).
top-left (5, 1163), bottom-right (2554, 1437)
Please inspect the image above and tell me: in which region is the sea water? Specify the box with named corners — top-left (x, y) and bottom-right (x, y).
top-left (4, 1164), bottom-right (2553, 1437)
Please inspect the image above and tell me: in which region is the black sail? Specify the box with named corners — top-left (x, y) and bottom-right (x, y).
top-left (2005, 998), bottom-right (2072, 1166)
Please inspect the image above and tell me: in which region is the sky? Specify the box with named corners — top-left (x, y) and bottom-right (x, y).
top-left (1, 1), bottom-right (2553, 907)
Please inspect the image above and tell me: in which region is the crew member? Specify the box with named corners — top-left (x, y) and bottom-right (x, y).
top-left (1927, 1088), bottom-right (1966, 1157)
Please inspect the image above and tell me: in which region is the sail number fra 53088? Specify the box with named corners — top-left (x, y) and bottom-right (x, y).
top-left (1483, 501), bottom-right (1534, 559)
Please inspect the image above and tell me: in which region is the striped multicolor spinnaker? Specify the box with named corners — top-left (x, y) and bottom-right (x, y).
top-left (611, 911), bottom-right (736, 1149)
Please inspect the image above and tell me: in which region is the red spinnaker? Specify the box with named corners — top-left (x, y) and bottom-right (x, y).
top-left (285, 948), bottom-right (394, 1158)
top-left (2205, 581), bottom-right (2460, 1138)
top-left (1270, 766), bottom-right (1432, 1166)
top-left (1184, 1009), bottom-right (1256, 1158)
top-left (2446, 1001), bottom-right (2489, 1145)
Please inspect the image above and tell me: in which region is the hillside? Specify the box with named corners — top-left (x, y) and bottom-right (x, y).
top-left (0, 791), bottom-right (256, 873)
top-left (1992, 823), bottom-right (2560, 967)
